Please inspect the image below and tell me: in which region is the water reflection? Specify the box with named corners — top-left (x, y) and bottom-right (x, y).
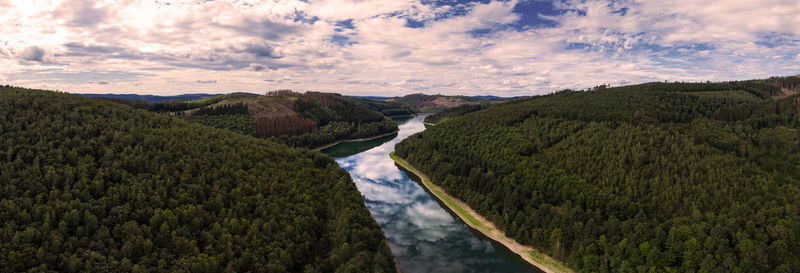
top-left (323, 115), bottom-right (540, 273)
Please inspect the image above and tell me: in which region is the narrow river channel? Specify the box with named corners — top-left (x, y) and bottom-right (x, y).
top-left (323, 115), bottom-right (542, 273)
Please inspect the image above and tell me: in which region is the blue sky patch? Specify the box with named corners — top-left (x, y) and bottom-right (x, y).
top-left (336, 19), bottom-right (355, 29)
top-left (755, 32), bottom-right (799, 49)
top-left (292, 10), bottom-right (319, 24)
top-left (510, 0), bottom-right (563, 30)
top-left (405, 18), bottom-right (426, 28)
top-left (330, 34), bottom-right (357, 46)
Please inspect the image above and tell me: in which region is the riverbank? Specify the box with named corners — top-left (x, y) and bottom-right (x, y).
top-left (312, 130), bottom-right (399, 151)
top-left (390, 152), bottom-right (574, 273)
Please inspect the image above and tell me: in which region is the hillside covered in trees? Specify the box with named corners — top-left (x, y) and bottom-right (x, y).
top-left (100, 91), bottom-right (399, 149)
top-left (395, 77), bottom-right (800, 272)
top-left (80, 93), bottom-right (232, 103)
top-left (388, 93), bottom-right (486, 113)
top-left (347, 97), bottom-right (415, 117)
top-left (423, 104), bottom-right (489, 125)
top-left (0, 87), bottom-right (396, 272)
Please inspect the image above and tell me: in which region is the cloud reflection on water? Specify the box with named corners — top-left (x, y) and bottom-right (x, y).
top-left (329, 115), bottom-right (537, 273)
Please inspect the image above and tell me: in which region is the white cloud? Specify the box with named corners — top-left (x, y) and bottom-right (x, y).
top-left (306, 0), bottom-right (412, 21)
top-left (0, 0), bottom-right (799, 96)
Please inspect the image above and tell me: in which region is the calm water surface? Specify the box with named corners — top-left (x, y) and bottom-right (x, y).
top-left (323, 115), bottom-right (541, 273)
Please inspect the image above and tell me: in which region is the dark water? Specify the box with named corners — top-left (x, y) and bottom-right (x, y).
top-left (323, 115), bottom-right (541, 273)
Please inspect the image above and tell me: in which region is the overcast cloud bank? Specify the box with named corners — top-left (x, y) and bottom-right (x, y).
top-left (1, 0), bottom-right (798, 96)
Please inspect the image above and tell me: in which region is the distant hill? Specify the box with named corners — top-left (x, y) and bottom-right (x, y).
top-left (423, 96), bottom-right (533, 125)
top-left (389, 93), bottom-right (487, 112)
top-left (347, 96), bottom-right (415, 117)
top-left (78, 93), bottom-right (250, 103)
top-left (470, 95), bottom-right (521, 101)
top-left (396, 77), bottom-right (800, 272)
top-left (100, 91), bottom-right (398, 149)
top-left (351, 95), bottom-right (393, 101)
top-left (0, 86), bottom-right (396, 272)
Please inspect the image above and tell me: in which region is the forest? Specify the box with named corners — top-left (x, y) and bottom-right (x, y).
top-left (0, 87), bottom-right (396, 272)
top-left (98, 91), bottom-right (399, 149)
top-left (187, 103), bottom-right (258, 138)
top-left (395, 78), bottom-right (800, 273)
top-left (389, 93), bottom-right (486, 113)
top-left (346, 96), bottom-right (415, 117)
top-left (423, 104), bottom-right (489, 125)
top-left (271, 92), bottom-right (398, 148)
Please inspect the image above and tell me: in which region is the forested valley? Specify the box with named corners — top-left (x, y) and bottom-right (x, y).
top-left (395, 77), bottom-right (800, 272)
top-left (388, 93), bottom-right (486, 113)
top-left (100, 91), bottom-right (401, 149)
top-left (0, 87), bottom-right (396, 272)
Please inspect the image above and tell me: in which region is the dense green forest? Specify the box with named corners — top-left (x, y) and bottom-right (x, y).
top-left (99, 91), bottom-right (399, 149)
top-left (271, 92), bottom-right (398, 148)
top-left (396, 78), bottom-right (800, 272)
top-left (0, 87), bottom-right (396, 272)
top-left (423, 104), bottom-right (488, 125)
top-left (346, 97), bottom-right (415, 117)
top-left (389, 93), bottom-right (486, 113)
top-left (104, 93), bottom-right (259, 113)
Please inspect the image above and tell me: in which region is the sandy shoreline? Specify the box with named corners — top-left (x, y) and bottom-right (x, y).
top-left (390, 152), bottom-right (574, 273)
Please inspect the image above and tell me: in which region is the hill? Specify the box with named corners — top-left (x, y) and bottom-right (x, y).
top-left (346, 96), bottom-right (415, 117)
top-left (423, 104), bottom-right (489, 125)
top-left (388, 93), bottom-right (487, 113)
top-left (351, 96), bottom-right (392, 101)
top-left (471, 95), bottom-right (522, 101)
top-left (78, 93), bottom-right (244, 103)
top-left (96, 93), bottom-right (260, 113)
top-left (0, 87), bottom-right (396, 272)
top-left (395, 77), bottom-right (800, 272)
top-left (102, 91), bottom-right (399, 149)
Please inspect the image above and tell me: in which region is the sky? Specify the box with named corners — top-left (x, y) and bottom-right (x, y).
top-left (1, 0), bottom-right (799, 96)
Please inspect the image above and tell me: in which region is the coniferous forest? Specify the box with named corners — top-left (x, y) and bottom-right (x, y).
top-left (274, 92), bottom-right (398, 148)
top-left (395, 79), bottom-right (800, 272)
top-left (103, 91), bottom-right (399, 149)
top-left (423, 104), bottom-right (488, 125)
top-left (0, 87), bottom-right (396, 272)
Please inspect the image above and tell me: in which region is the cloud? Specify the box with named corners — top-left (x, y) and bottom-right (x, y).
top-left (248, 63), bottom-right (267, 71)
top-left (17, 46), bottom-right (46, 62)
top-left (306, 0), bottom-right (412, 21)
top-left (233, 41), bottom-right (284, 59)
top-left (220, 18), bottom-right (305, 41)
top-left (188, 51), bottom-right (226, 64)
top-left (63, 0), bottom-right (109, 27)
top-left (64, 42), bottom-right (122, 54)
top-left (1, 0), bottom-right (799, 96)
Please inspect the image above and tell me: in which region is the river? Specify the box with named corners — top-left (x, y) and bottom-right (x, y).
top-left (323, 115), bottom-right (542, 273)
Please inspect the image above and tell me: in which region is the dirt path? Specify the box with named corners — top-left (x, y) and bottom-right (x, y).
top-left (311, 130), bottom-right (399, 151)
top-left (390, 153), bottom-right (574, 273)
